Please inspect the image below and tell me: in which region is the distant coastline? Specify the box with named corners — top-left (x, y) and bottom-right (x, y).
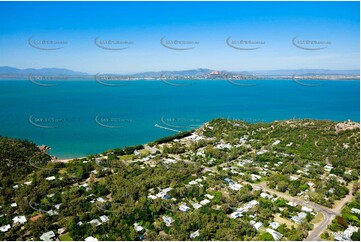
top-left (0, 66), bottom-right (359, 80)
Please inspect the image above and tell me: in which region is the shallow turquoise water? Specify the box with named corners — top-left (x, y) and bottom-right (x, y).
top-left (0, 79), bottom-right (359, 158)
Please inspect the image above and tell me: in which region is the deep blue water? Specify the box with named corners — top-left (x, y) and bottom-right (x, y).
top-left (0, 79), bottom-right (359, 158)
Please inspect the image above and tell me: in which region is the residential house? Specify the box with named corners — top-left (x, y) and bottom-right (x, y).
top-left (134, 223), bottom-right (144, 232)
top-left (99, 215), bottom-right (109, 223)
top-left (40, 231), bottom-right (56, 241)
top-left (230, 212), bottom-right (243, 219)
top-left (251, 221), bottom-right (263, 231)
top-left (291, 216), bottom-right (303, 224)
top-left (298, 212), bottom-right (308, 219)
top-left (324, 165), bottom-right (333, 172)
top-left (85, 236), bottom-right (98, 241)
top-left (0, 224), bottom-right (11, 233)
top-left (190, 230), bottom-right (200, 239)
top-left (260, 193), bottom-right (273, 200)
top-left (162, 216), bottom-right (174, 226)
top-left (301, 206), bottom-right (313, 213)
top-left (13, 216), bottom-right (27, 224)
top-left (192, 203), bottom-right (202, 209)
top-left (251, 174), bottom-right (261, 181)
top-left (270, 222), bottom-right (280, 230)
top-left (89, 219), bottom-right (102, 227)
top-left (230, 183), bottom-right (243, 191)
top-left (179, 205), bottom-right (191, 212)
top-left (351, 208), bottom-right (360, 214)
top-left (200, 199), bottom-right (210, 205)
top-left (266, 228), bottom-right (283, 241)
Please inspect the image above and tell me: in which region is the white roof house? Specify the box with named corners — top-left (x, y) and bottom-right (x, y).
top-left (324, 165), bottom-right (333, 172)
top-left (13, 215), bottom-right (27, 224)
top-left (256, 150), bottom-right (268, 155)
top-left (216, 143), bottom-right (232, 149)
top-left (252, 221), bottom-right (263, 231)
top-left (298, 212), bottom-right (308, 219)
top-left (134, 223), bottom-right (144, 232)
top-left (272, 140), bottom-right (280, 146)
top-left (0, 224), bottom-right (11, 232)
top-left (242, 200), bottom-right (259, 211)
top-left (190, 230), bottom-right (200, 239)
top-left (230, 212), bottom-right (243, 219)
top-left (192, 203), bottom-right (202, 209)
top-left (156, 191), bottom-right (167, 198)
top-left (148, 195), bottom-right (157, 200)
top-left (45, 176), bottom-right (56, 181)
top-left (251, 174), bottom-right (262, 181)
top-left (291, 216), bottom-right (303, 224)
top-left (204, 194), bottom-right (214, 199)
top-left (163, 158), bottom-right (177, 164)
top-left (289, 175), bottom-right (299, 181)
top-left (343, 226), bottom-right (359, 239)
top-left (351, 208), bottom-right (360, 214)
top-left (301, 206), bottom-right (313, 213)
top-left (47, 210), bottom-right (59, 216)
top-left (287, 201), bottom-right (297, 207)
top-left (162, 216), bottom-right (175, 226)
top-left (184, 133), bottom-right (204, 141)
top-left (58, 227), bottom-right (66, 234)
top-left (270, 222), bottom-right (280, 230)
top-left (88, 219), bottom-right (102, 227)
top-left (260, 193), bottom-right (273, 199)
top-left (200, 199), bottom-right (210, 205)
top-left (85, 236), bottom-right (98, 241)
top-left (179, 205), bottom-right (191, 212)
top-left (266, 228), bottom-right (283, 241)
top-left (40, 231), bottom-right (56, 241)
top-left (10, 203), bottom-right (17, 207)
top-left (96, 197), bottom-right (106, 203)
top-left (99, 215), bottom-right (109, 223)
top-left (229, 183), bottom-right (243, 191)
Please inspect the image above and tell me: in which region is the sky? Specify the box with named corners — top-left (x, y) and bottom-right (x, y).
top-left (0, 1), bottom-right (359, 74)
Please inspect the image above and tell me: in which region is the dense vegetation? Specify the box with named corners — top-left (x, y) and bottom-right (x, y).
top-left (0, 136), bottom-right (51, 187)
top-left (0, 119), bottom-right (359, 241)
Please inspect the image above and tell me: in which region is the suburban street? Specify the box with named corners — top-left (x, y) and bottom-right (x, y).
top-left (243, 181), bottom-right (354, 241)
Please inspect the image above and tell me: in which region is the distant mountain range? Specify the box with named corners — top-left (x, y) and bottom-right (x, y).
top-left (0, 66), bottom-right (88, 76)
top-left (0, 66), bottom-right (359, 79)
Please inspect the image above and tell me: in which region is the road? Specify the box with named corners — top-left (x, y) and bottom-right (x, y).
top-left (243, 181), bottom-right (354, 241)
top-left (305, 212), bottom-right (335, 241)
top-left (195, 163), bottom-right (354, 241)
top-left (244, 182), bottom-right (340, 215)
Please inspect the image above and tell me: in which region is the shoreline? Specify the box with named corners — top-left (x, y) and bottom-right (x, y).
top-left (47, 118), bottom-right (360, 161)
top-left (0, 78), bottom-right (360, 81)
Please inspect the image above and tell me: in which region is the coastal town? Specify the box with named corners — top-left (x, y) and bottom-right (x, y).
top-left (0, 118), bottom-right (359, 241)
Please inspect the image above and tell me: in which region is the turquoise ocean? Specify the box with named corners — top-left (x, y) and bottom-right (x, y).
top-left (0, 79), bottom-right (359, 158)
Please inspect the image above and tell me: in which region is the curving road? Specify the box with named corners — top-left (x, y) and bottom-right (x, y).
top-left (198, 165), bottom-right (354, 241)
top-left (243, 181), bottom-right (353, 241)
